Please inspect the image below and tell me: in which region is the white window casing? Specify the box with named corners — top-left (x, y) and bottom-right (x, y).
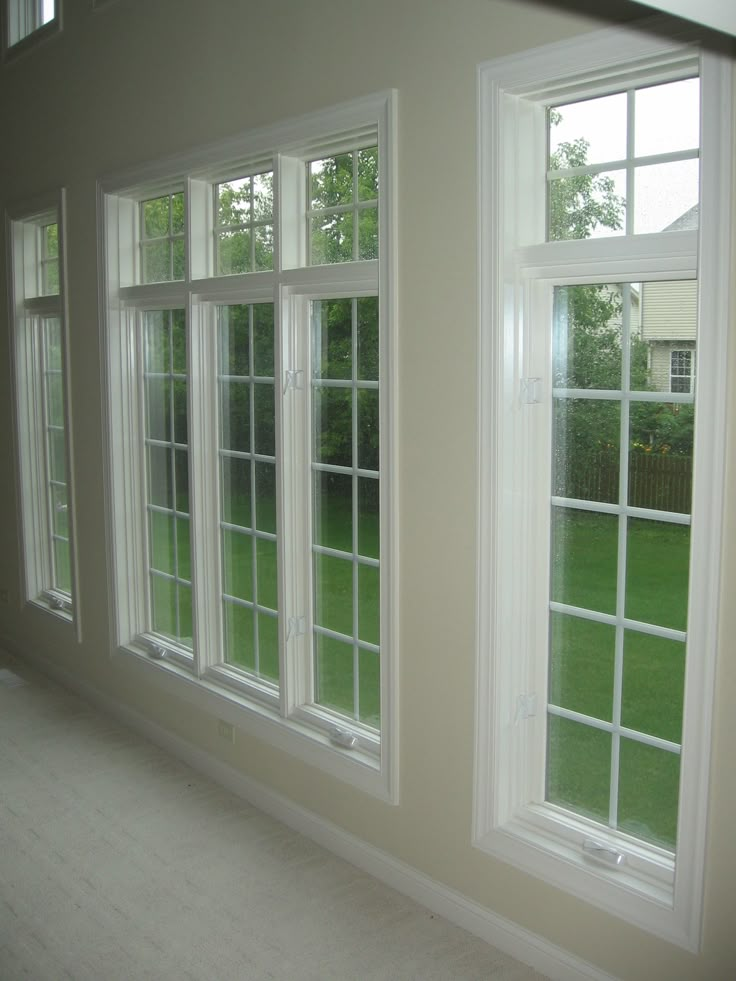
top-left (99, 92), bottom-right (398, 802)
top-left (475, 20), bottom-right (731, 950)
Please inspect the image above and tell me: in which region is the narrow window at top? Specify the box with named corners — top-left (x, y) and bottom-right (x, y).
top-left (308, 147), bottom-right (378, 264)
top-left (6, 0), bottom-right (57, 49)
top-left (548, 78), bottom-right (700, 240)
top-left (215, 171), bottom-right (274, 275)
top-left (140, 192), bottom-right (185, 284)
top-left (40, 221), bottom-right (59, 295)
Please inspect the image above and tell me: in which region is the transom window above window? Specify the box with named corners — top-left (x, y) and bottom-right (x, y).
top-left (140, 191), bottom-right (185, 284)
top-left (308, 147), bottom-right (378, 264)
top-left (215, 172), bottom-right (274, 275)
top-left (40, 221), bottom-right (59, 295)
top-left (548, 77), bottom-right (700, 240)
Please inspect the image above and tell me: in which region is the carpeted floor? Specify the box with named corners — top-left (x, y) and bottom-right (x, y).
top-left (0, 652), bottom-right (546, 981)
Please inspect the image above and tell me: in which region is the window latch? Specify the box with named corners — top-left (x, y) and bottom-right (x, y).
top-left (329, 726), bottom-right (358, 750)
top-left (582, 839), bottom-right (626, 868)
top-left (286, 615), bottom-right (306, 641)
top-left (284, 369), bottom-right (303, 393)
top-left (520, 377), bottom-right (542, 404)
top-left (515, 693), bottom-right (537, 722)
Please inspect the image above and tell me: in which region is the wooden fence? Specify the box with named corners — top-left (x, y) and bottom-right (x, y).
top-left (563, 450), bottom-right (692, 513)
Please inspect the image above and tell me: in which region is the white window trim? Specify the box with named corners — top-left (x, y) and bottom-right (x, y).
top-left (99, 92), bottom-right (398, 802)
top-left (474, 20), bottom-right (732, 950)
top-left (7, 188), bottom-right (80, 636)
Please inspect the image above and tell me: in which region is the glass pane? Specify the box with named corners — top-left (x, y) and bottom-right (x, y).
top-left (149, 510), bottom-right (174, 575)
top-left (312, 299), bottom-right (352, 380)
top-left (256, 538), bottom-right (278, 611)
top-left (220, 380), bottom-right (250, 453)
top-left (314, 554), bottom-right (353, 636)
top-left (147, 446), bottom-right (172, 509)
top-left (625, 518), bottom-right (689, 631)
top-left (176, 517), bottom-right (191, 580)
top-left (358, 147), bottom-right (378, 200)
top-left (174, 449), bottom-right (189, 514)
top-left (53, 538), bottom-right (71, 594)
top-left (311, 212), bottom-right (354, 265)
top-left (628, 413), bottom-right (693, 514)
top-left (358, 208), bottom-right (378, 260)
top-left (315, 634), bottom-right (354, 717)
top-left (151, 574), bottom-right (176, 637)
top-left (51, 485), bottom-right (68, 537)
top-left (357, 296), bottom-right (378, 382)
top-left (313, 472), bottom-right (352, 552)
top-left (313, 387), bottom-right (352, 468)
top-left (217, 176), bottom-right (251, 226)
top-left (552, 399), bottom-right (620, 504)
top-left (253, 304), bottom-right (274, 377)
top-left (253, 384), bottom-right (275, 455)
top-left (142, 242), bottom-right (170, 283)
top-left (553, 284), bottom-right (624, 390)
top-left (549, 169), bottom-right (626, 241)
top-left (358, 477), bottom-right (379, 560)
top-left (635, 279), bottom-right (697, 391)
top-left (224, 601), bottom-right (254, 671)
top-left (618, 740), bottom-right (680, 849)
top-left (257, 613), bottom-right (280, 682)
top-left (173, 380), bottom-right (188, 444)
top-left (549, 612), bottom-right (615, 722)
top-left (172, 239), bottom-right (186, 280)
top-left (634, 159), bottom-right (699, 234)
top-left (546, 715), bottom-right (611, 824)
top-left (178, 584), bottom-right (193, 643)
top-left (222, 528), bottom-right (252, 601)
top-left (219, 305), bottom-right (249, 376)
top-left (145, 313), bottom-right (170, 372)
top-left (171, 193), bottom-right (185, 235)
top-left (217, 229), bottom-right (250, 276)
top-left (622, 631), bottom-right (684, 744)
top-left (254, 224), bottom-right (274, 271)
top-left (358, 564), bottom-right (379, 646)
top-left (358, 389), bottom-right (379, 471)
top-left (551, 508), bottom-right (618, 615)
top-left (549, 93), bottom-right (627, 168)
top-left (635, 78), bottom-right (699, 158)
top-left (143, 196), bottom-right (170, 238)
top-left (145, 378), bottom-right (170, 441)
top-left (311, 153), bottom-right (353, 208)
top-left (359, 649), bottom-right (380, 728)
top-left (253, 172), bottom-right (273, 220)
top-left (48, 429), bottom-right (67, 483)
top-left (44, 318), bottom-right (62, 368)
top-left (172, 311), bottom-right (187, 373)
top-left (254, 461), bottom-right (276, 534)
top-left (44, 223), bottom-right (59, 259)
top-left (221, 456), bottom-right (251, 527)
top-left (44, 260), bottom-right (60, 295)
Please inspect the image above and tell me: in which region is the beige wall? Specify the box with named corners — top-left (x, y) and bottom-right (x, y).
top-left (1, 2), bottom-right (734, 978)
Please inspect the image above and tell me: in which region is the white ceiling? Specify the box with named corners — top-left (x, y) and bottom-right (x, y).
top-left (636, 0), bottom-right (736, 37)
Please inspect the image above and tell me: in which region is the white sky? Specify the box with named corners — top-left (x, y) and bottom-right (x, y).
top-left (550, 77), bottom-right (700, 235)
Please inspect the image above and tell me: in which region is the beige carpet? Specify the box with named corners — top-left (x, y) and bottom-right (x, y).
top-left (0, 652), bottom-right (546, 981)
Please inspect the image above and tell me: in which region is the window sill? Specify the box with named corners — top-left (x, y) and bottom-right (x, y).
top-left (117, 640), bottom-right (394, 802)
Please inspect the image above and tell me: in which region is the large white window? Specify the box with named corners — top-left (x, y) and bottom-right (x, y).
top-left (101, 93), bottom-right (397, 800)
top-left (3, 0), bottom-right (58, 54)
top-left (8, 191), bottom-right (77, 626)
top-left (475, 23), bottom-right (731, 949)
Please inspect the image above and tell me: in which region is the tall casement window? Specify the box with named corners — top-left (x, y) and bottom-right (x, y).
top-left (8, 192), bottom-right (77, 625)
top-left (475, 24), bottom-right (731, 949)
top-left (101, 92), bottom-right (397, 799)
top-left (3, 0), bottom-right (59, 54)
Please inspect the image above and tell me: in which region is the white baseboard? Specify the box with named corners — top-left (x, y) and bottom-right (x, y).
top-left (2, 640), bottom-right (618, 981)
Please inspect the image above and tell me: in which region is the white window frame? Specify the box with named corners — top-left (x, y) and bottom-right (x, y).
top-left (3, 0), bottom-right (60, 57)
top-left (670, 348), bottom-right (695, 393)
top-left (100, 92), bottom-right (398, 802)
top-left (474, 21), bottom-right (731, 950)
top-left (7, 189), bottom-right (79, 632)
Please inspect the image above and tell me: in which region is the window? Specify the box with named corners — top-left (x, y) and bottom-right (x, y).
top-left (101, 93), bottom-right (397, 800)
top-left (3, 0), bottom-right (59, 53)
top-left (476, 24), bottom-right (731, 949)
top-left (7, 191), bottom-right (77, 624)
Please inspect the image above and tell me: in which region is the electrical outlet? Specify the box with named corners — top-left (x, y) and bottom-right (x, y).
top-left (217, 719), bottom-right (235, 744)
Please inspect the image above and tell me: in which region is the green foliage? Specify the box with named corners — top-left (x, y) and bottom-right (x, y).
top-left (310, 147), bottom-right (378, 264)
top-left (549, 136), bottom-right (624, 241)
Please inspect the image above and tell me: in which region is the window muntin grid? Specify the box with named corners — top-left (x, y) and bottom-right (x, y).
top-left (41, 315), bottom-right (71, 596)
top-left (40, 222), bottom-right (59, 296)
top-left (143, 309), bottom-right (192, 649)
top-left (547, 77), bottom-right (701, 241)
top-left (214, 172), bottom-right (274, 275)
top-left (218, 302), bottom-right (279, 685)
top-left (307, 147), bottom-right (378, 265)
top-left (547, 280), bottom-right (695, 849)
top-left (140, 192), bottom-right (185, 284)
top-left (670, 350), bottom-right (694, 393)
top-left (311, 296), bottom-right (380, 729)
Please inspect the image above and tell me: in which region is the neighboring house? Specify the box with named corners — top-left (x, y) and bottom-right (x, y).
top-left (640, 206), bottom-right (698, 393)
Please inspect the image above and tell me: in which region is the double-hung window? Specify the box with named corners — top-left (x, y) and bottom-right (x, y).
top-left (475, 23), bottom-right (731, 949)
top-left (8, 192), bottom-right (77, 624)
top-left (102, 93), bottom-right (397, 800)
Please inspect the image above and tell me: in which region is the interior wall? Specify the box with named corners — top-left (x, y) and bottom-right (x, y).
top-left (1, 1), bottom-right (733, 978)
